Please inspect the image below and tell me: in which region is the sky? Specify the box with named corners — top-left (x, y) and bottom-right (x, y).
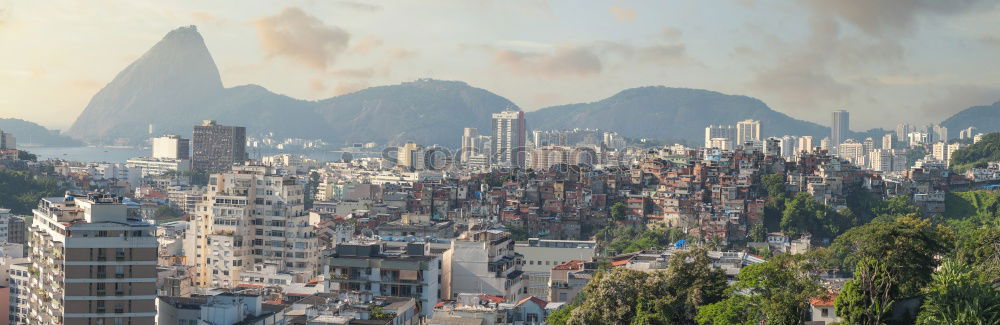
top-left (1, 0), bottom-right (998, 132)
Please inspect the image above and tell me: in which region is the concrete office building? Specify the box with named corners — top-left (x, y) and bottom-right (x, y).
top-left (192, 120), bottom-right (246, 173)
top-left (491, 109), bottom-right (527, 168)
top-left (831, 110), bottom-right (849, 152)
top-left (29, 193), bottom-right (158, 325)
top-left (152, 134), bottom-right (190, 160)
top-left (187, 165), bottom-right (319, 289)
top-left (328, 242), bottom-right (441, 316)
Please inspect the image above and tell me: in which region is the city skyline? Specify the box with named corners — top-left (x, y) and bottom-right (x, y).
top-left (1, 1), bottom-right (999, 131)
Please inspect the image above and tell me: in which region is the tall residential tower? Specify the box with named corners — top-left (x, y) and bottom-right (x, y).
top-left (192, 120), bottom-right (246, 173)
top-left (491, 109), bottom-right (526, 168)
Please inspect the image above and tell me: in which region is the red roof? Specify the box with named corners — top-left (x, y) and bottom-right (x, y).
top-left (479, 295), bottom-right (507, 304)
top-left (810, 294), bottom-right (837, 307)
top-left (611, 259), bottom-right (630, 267)
top-left (553, 260), bottom-right (584, 270)
top-left (516, 296), bottom-right (548, 309)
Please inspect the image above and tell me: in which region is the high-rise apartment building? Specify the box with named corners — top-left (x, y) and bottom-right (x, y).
top-left (831, 110), bottom-right (850, 152)
top-left (839, 139), bottom-right (865, 165)
top-left (933, 125), bottom-right (949, 143)
top-left (819, 137), bottom-right (832, 152)
top-left (152, 134), bottom-right (190, 160)
top-left (29, 193), bottom-right (158, 324)
top-left (882, 134), bottom-right (894, 151)
top-left (192, 120), bottom-right (246, 173)
top-left (896, 123), bottom-right (911, 140)
top-left (0, 129), bottom-right (15, 150)
top-left (709, 138), bottom-right (734, 151)
top-left (704, 125), bottom-right (736, 148)
top-left (779, 136), bottom-right (797, 159)
top-left (735, 120), bottom-right (761, 146)
top-left (491, 109), bottom-right (526, 168)
top-left (397, 142), bottom-right (422, 171)
top-left (460, 128), bottom-right (482, 163)
top-left (187, 165), bottom-right (319, 288)
top-left (797, 136), bottom-right (814, 154)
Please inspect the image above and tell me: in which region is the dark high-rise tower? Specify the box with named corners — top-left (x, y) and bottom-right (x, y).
top-left (831, 110), bottom-right (849, 151)
top-left (192, 120), bottom-right (246, 173)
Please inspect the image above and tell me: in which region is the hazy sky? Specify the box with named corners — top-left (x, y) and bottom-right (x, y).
top-left (1, 0), bottom-right (998, 131)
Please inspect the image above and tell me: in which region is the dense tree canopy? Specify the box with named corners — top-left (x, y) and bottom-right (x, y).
top-left (0, 169), bottom-right (64, 214)
top-left (916, 258), bottom-right (1000, 324)
top-left (836, 257), bottom-right (898, 325)
top-left (697, 254), bottom-right (822, 324)
top-left (553, 249), bottom-right (726, 325)
top-left (829, 215), bottom-right (952, 296)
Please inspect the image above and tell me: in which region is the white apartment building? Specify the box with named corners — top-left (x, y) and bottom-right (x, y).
top-left (704, 125), bottom-right (736, 149)
top-left (735, 120), bottom-right (761, 146)
top-left (514, 238), bottom-right (596, 298)
top-left (152, 134), bottom-right (190, 160)
top-left (443, 230), bottom-right (527, 302)
top-left (187, 165), bottom-right (320, 289)
top-left (798, 136), bottom-right (814, 154)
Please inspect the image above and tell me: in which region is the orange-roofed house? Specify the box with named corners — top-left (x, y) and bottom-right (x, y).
top-left (807, 293), bottom-right (842, 324)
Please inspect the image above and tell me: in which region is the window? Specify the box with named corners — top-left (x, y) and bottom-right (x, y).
top-left (821, 308), bottom-right (830, 317)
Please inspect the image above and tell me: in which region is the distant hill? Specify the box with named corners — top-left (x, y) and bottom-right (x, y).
top-left (950, 132), bottom-right (1000, 171)
top-left (0, 118), bottom-right (82, 146)
top-left (941, 101), bottom-right (1000, 134)
top-left (65, 26), bottom-right (515, 147)
top-left (526, 87), bottom-right (830, 142)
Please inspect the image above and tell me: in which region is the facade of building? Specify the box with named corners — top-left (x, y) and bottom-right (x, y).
top-left (152, 134), bottom-right (190, 160)
top-left (187, 165), bottom-right (319, 288)
top-left (831, 110), bottom-right (849, 152)
top-left (191, 120), bottom-right (247, 173)
top-left (491, 110), bottom-right (526, 168)
top-left (125, 157), bottom-right (190, 178)
top-left (735, 120), bottom-right (761, 146)
top-left (29, 194), bottom-right (158, 325)
top-left (443, 230), bottom-right (527, 302)
top-left (514, 238), bottom-right (596, 298)
top-left (704, 125), bottom-right (736, 149)
top-left (328, 242), bottom-right (441, 316)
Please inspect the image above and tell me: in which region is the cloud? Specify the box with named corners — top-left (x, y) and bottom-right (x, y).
top-left (329, 68), bottom-right (377, 79)
top-left (349, 36), bottom-right (383, 55)
top-left (190, 11), bottom-right (224, 26)
top-left (333, 81), bottom-right (369, 95)
top-left (595, 41), bottom-right (690, 64)
top-left (803, 0), bottom-right (991, 37)
top-left (388, 48), bottom-right (417, 60)
top-left (333, 1), bottom-right (382, 12)
top-left (609, 6), bottom-right (636, 22)
top-left (917, 84), bottom-right (1000, 120)
top-left (494, 46), bottom-right (602, 77)
top-left (254, 7), bottom-right (351, 70)
top-left (659, 27), bottom-right (682, 40)
top-left (309, 79), bottom-right (326, 93)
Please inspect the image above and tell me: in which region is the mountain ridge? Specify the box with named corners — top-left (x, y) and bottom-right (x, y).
top-left (64, 25), bottom-right (998, 148)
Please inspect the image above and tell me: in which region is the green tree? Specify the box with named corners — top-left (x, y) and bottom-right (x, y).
top-left (829, 215), bottom-right (951, 296)
top-left (17, 150), bottom-right (37, 161)
top-left (780, 192), bottom-right (848, 239)
top-left (565, 249), bottom-right (726, 324)
top-left (748, 222), bottom-right (766, 242)
top-left (695, 295), bottom-right (755, 325)
top-left (369, 305), bottom-right (393, 320)
top-left (0, 169), bottom-right (64, 214)
top-left (917, 259), bottom-right (1000, 324)
top-left (153, 205), bottom-right (182, 218)
top-left (873, 195), bottom-right (922, 219)
top-left (610, 202), bottom-right (628, 221)
top-left (952, 227), bottom-right (1000, 281)
top-left (836, 257), bottom-right (897, 325)
top-left (731, 254), bottom-right (821, 324)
